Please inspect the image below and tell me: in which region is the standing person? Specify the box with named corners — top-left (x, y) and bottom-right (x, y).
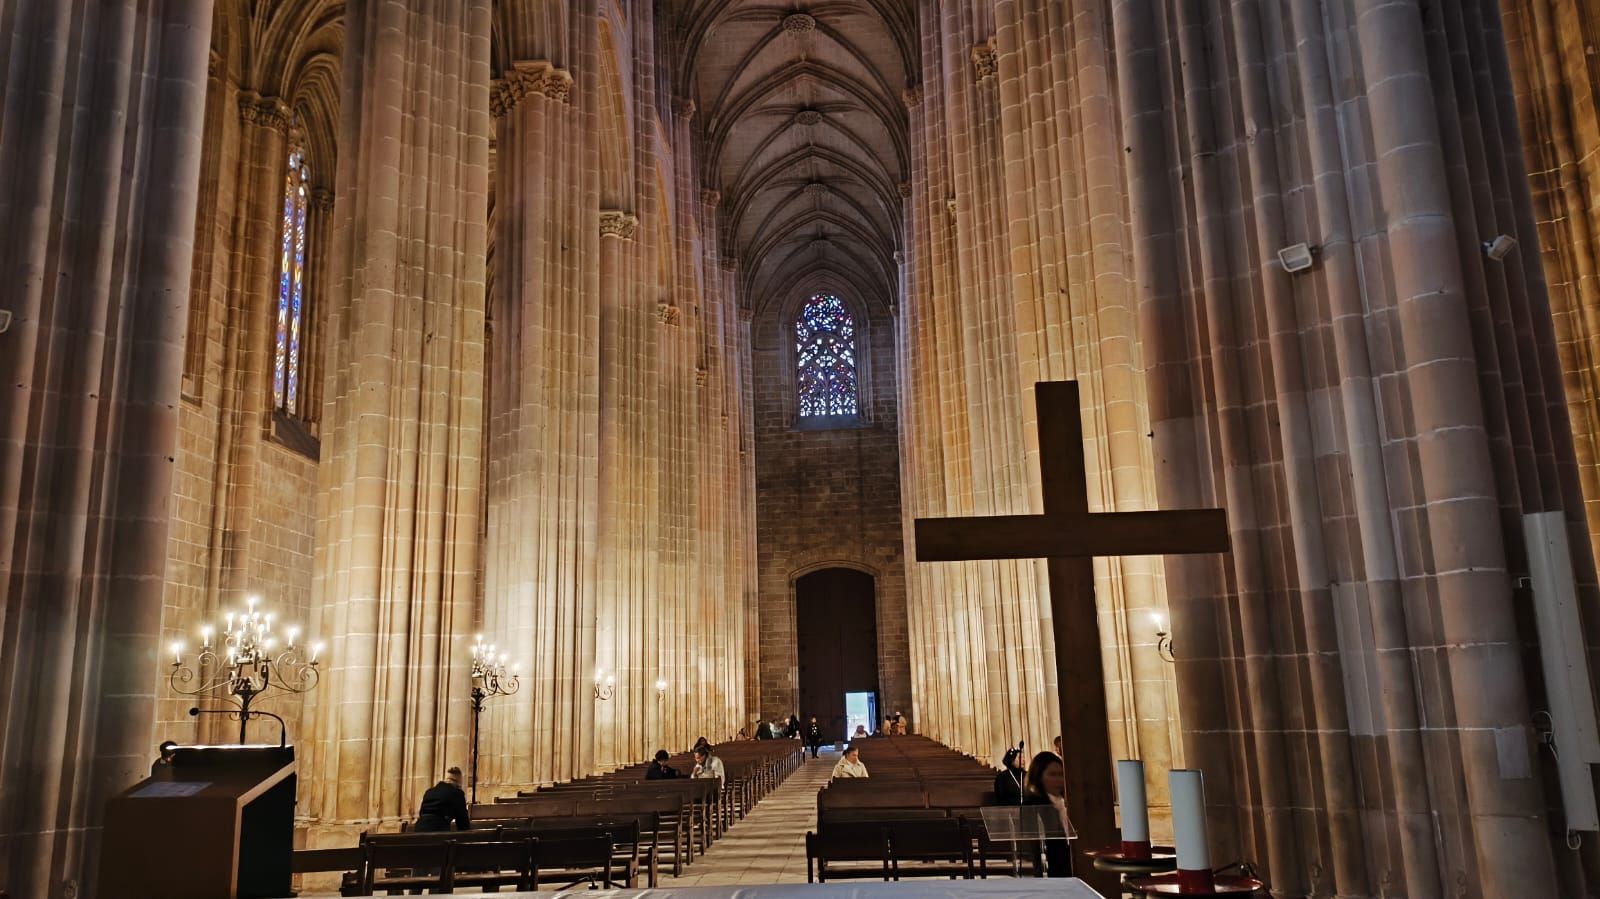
top-left (831, 745), bottom-right (868, 779)
top-left (1022, 752), bottom-right (1073, 877)
top-left (691, 745), bottom-right (725, 785)
top-left (787, 714), bottom-right (801, 740)
top-left (805, 716), bottom-right (824, 759)
top-left (891, 710), bottom-right (907, 735)
top-left (994, 745), bottom-right (1026, 804)
top-left (647, 749), bottom-right (679, 779)
top-left (415, 767), bottom-right (471, 832)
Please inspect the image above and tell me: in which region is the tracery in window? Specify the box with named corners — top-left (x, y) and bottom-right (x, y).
top-left (273, 138), bottom-right (310, 415)
top-left (795, 294), bottom-right (858, 418)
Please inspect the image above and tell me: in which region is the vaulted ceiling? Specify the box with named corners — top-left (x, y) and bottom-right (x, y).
top-left (677, 1), bottom-right (914, 317)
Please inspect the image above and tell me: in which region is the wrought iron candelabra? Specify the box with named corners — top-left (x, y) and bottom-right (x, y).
top-left (469, 636), bottom-right (520, 805)
top-left (1151, 612), bottom-right (1176, 664)
top-left (593, 667), bottom-right (616, 701)
top-left (169, 595), bottom-right (323, 745)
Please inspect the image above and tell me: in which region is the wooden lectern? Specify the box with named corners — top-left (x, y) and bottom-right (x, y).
top-left (99, 745), bottom-right (297, 899)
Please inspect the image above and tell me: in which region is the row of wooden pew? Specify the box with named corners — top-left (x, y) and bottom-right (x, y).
top-left (806, 735), bottom-right (1044, 882)
top-left (293, 740), bottom-right (804, 895)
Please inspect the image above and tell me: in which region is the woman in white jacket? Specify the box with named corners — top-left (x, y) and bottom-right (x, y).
top-left (830, 745), bottom-right (868, 779)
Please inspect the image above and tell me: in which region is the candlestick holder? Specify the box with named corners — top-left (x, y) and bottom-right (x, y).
top-left (593, 667), bottom-right (616, 701)
top-left (1151, 612), bottom-right (1176, 663)
top-left (469, 636), bottom-right (520, 805)
top-left (168, 595), bottom-right (322, 745)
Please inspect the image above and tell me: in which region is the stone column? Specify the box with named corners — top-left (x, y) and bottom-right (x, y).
top-left (202, 93), bottom-right (291, 626)
top-left (482, 57), bottom-right (601, 791)
top-left (0, 1), bottom-right (213, 895)
top-left (305, 0), bottom-right (490, 833)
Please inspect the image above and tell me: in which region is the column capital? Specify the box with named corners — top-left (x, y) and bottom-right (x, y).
top-left (658, 303), bottom-right (682, 326)
top-left (599, 209), bottom-right (639, 239)
top-left (311, 187), bottom-right (335, 212)
top-left (701, 188), bottom-right (722, 206)
top-left (492, 60), bottom-right (573, 117)
top-left (897, 181), bottom-right (912, 198)
top-left (901, 85), bottom-right (922, 108)
top-left (239, 93), bottom-right (292, 133)
top-left (972, 39), bottom-right (997, 81)
top-left (672, 96), bottom-right (697, 119)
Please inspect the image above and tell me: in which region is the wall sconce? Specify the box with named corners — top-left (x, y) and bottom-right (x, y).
top-left (593, 667), bottom-right (616, 701)
top-left (1150, 612), bottom-right (1175, 664)
top-left (655, 678), bottom-right (668, 701)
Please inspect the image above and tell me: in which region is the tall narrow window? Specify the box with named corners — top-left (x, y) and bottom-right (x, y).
top-left (273, 139), bottom-right (310, 415)
top-left (795, 294), bottom-right (859, 418)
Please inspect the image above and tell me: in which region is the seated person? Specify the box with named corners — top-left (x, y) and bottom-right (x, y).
top-left (830, 745), bottom-right (868, 779)
top-left (852, 724), bottom-right (869, 739)
top-left (691, 745), bottom-right (725, 784)
top-left (756, 720), bottom-right (774, 740)
top-left (647, 748), bottom-right (679, 779)
top-left (415, 766), bottom-right (471, 831)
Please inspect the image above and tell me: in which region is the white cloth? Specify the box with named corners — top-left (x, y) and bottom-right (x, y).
top-left (691, 755), bottom-right (725, 783)
top-left (830, 757), bottom-right (869, 779)
top-left (544, 880), bottom-right (1105, 897)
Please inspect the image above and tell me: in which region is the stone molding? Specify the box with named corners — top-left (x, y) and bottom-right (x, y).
top-left (972, 39), bottom-right (997, 81)
top-left (782, 13), bottom-right (817, 34)
top-left (239, 93), bottom-right (291, 133)
top-left (803, 181), bottom-right (828, 197)
top-left (658, 303), bottom-right (681, 325)
top-left (599, 210), bottom-right (639, 239)
top-left (492, 60), bottom-right (573, 117)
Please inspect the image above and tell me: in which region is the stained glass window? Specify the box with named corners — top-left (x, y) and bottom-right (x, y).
top-left (273, 139), bottom-right (311, 415)
top-left (795, 294), bottom-right (858, 418)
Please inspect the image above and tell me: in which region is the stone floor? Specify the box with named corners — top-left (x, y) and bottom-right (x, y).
top-left (664, 750), bottom-right (835, 887)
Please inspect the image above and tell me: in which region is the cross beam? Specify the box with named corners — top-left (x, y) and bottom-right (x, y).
top-left (912, 381), bottom-right (1228, 894)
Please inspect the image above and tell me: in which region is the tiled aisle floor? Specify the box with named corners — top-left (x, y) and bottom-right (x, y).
top-left (666, 751), bottom-right (836, 887)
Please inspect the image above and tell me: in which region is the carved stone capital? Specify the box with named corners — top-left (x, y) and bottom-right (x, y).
top-left (946, 197), bottom-right (959, 217)
top-left (721, 257), bottom-right (739, 273)
top-left (972, 39), bottom-right (997, 81)
top-left (738, 306), bottom-right (755, 322)
top-left (897, 181), bottom-right (912, 198)
top-left (893, 250), bottom-right (905, 265)
top-left (658, 303), bottom-right (681, 326)
top-left (208, 50), bottom-right (222, 79)
top-left (599, 210), bottom-right (638, 239)
top-left (492, 60), bottom-right (574, 117)
top-left (702, 189), bottom-right (721, 206)
top-left (695, 366), bottom-right (709, 386)
top-left (311, 187), bottom-right (334, 212)
top-left (782, 13), bottom-right (817, 34)
top-left (901, 85), bottom-right (922, 108)
top-left (239, 93), bottom-right (291, 133)
top-left (672, 96), bottom-right (697, 119)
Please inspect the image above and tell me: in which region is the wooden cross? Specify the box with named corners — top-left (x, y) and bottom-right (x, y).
top-left (913, 380), bottom-right (1228, 894)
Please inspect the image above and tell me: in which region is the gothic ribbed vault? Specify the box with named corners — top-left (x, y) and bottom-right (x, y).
top-left (679, 1), bottom-right (913, 314)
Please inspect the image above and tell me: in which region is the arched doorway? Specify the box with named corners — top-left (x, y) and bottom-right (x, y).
top-left (795, 567), bottom-right (880, 743)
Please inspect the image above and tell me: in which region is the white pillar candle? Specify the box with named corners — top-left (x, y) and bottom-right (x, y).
top-left (1169, 769), bottom-right (1212, 871)
top-left (1117, 759), bottom-right (1150, 843)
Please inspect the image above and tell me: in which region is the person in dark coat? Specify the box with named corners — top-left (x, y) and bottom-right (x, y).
top-left (805, 716), bottom-right (824, 759)
top-left (415, 767), bottom-right (471, 832)
top-left (756, 720), bottom-right (774, 740)
top-left (150, 740), bottom-right (178, 775)
top-left (1022, 751), bottom-right (1072, 877)
top-left (647, 749), bottom-right (679, 779)
top-left (787, 714), bottom-right (801, 739)
top-left (994, 745), bottom-right (1026, 804)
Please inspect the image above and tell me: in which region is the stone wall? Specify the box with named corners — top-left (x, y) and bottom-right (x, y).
top-left (753, 289), bottom-right (912, 729)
